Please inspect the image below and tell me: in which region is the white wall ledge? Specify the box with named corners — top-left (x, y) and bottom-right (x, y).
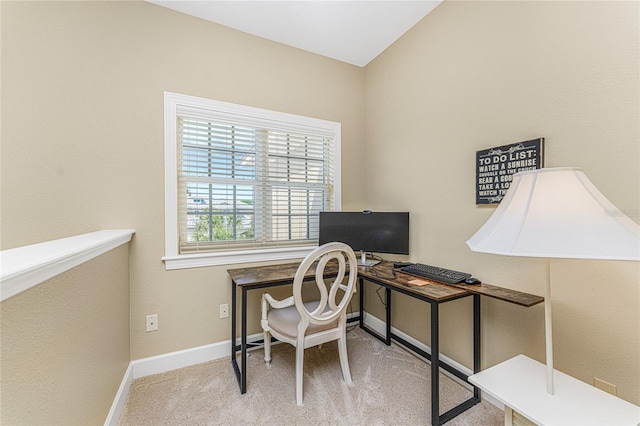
top-left (0, 230), bottom-right (135, 302)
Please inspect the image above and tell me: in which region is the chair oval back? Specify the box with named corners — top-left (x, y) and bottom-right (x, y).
top-left (292, 242), bottom-right (358, 326)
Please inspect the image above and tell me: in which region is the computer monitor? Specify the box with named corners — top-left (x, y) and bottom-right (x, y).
top-left (318, 211), bottom-right (410, 266)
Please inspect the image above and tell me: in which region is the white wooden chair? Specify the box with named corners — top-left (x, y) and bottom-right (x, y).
top-left (260, 242), bottom-right (358, 406)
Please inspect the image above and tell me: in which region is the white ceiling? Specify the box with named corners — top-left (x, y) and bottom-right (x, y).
top-left (147, 1), bottom-right (442, 67)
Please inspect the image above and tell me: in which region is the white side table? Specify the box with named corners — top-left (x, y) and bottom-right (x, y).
top-left (469, 354), bottom-right (640, 425)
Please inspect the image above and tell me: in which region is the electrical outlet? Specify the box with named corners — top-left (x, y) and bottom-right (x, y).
top-left (219, 303), bottom-right (229, 319)
top-left (146, 314), bottom-right (158, 332)
top-left (594, 378), bottom-right (617, 395)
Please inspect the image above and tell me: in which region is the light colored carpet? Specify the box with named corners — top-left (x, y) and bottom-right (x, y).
top-left (119, 328), bottom-right (503, 425)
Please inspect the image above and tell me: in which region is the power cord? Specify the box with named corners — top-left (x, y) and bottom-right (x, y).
top-left (346, 299), bottom-right (358, 333)
top-left (375, 285), bottom-right (387, 307)
top-left (348, 285), bottom-right (386, 333)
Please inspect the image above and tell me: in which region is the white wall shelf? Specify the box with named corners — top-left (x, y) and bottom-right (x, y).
top-left (0, 229), bottom-right (135, 301)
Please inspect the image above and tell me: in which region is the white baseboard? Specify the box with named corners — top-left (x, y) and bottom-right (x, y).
top-left (104, 363), bottom-right (134, 426)
top-left (106, 311), bottom-right (502, 423)
top-left (132, 313), bottom-right (360, 380)
top-left (104, 330), bottom-right (266, 424)
top-left (131, 338), bottom-right (232, 379)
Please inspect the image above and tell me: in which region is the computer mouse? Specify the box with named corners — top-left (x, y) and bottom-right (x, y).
top-left (464, 277), bottom-right (481, 285)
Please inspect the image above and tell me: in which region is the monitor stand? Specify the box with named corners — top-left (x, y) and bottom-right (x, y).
top-left (357, 250), bottom-right (380, 267)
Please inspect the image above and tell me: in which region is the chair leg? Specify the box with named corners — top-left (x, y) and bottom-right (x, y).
top-left (338, 336), bottom-right (352, 385)
top-left (296, 344), bottom-right (304, 406)
top-left (264, 330), bottom-right (271, 365)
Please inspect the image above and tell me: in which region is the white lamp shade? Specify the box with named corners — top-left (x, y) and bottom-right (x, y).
top-left (467, 167), bottom-right (640, 260)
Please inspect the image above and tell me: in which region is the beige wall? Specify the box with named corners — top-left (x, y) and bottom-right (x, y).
top-left (364, 0), bottom-right (639, 404)
top-left (0, 0), bottom-right (365, 367)
top-left (2, 0), bottom-right (639, 418)
top-left (1, 245), bottom-right (131, 425)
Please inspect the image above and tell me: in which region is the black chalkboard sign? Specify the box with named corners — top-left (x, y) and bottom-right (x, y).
top-left (475, 138), bottom-right (545, 204)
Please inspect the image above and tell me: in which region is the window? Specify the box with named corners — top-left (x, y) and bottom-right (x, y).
top-left (163, 92), bottom-right (341, 270)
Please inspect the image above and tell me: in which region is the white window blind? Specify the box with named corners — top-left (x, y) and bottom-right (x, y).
top-left (175, 105), bottom-right (336, 255)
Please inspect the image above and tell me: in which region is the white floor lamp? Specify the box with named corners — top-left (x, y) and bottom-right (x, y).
top-left (466, 167), bottom-right (640, 395)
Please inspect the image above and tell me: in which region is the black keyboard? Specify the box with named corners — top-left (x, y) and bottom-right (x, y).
top-left (400, 263), bottom-right (472, 284)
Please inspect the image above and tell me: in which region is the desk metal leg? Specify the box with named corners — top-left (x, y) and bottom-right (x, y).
top-left (437, 295), bottom-right (482, 424)
top-left (385, 287), bottom-right (392, 345)
top-left (359, 277), bottom-right (364, 329)
top-left (358, 278), bottom-right (392, 346)
top-left (241, 287), bottom-right (248, 394)
top-left (231, 283), bottom-right (242, 391)
top-left (230, 283), bottom-right (247, 394)
top-left (231, 284), bottom-right (236, 361)
top-left (431, 302), bottom-right (440, 426)
top-left (473, 294), bottom-right (481, 398)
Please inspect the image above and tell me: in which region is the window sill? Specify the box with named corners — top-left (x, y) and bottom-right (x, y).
top-left (162, 245), bottom-right (317, 270)
top-left (0, 229), bottom-right (135, 301)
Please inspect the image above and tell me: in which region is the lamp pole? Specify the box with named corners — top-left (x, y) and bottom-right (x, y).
top-left (544, 258), bottom-right (554, 395)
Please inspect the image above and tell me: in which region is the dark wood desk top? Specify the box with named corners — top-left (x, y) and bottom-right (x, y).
top-left (357, 262), bottom-right (470, 302)
top-left (449, 281), bottom-right (544, 307)
top-left (367, 262), bottom-right (543, 307)
top-left (228, 260), bottom-right (543, 307)
top-left (227, 261), bottom-right (329, 287)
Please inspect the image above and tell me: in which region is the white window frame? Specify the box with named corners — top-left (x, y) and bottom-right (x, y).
top-left (162, 92), bottom-right (341, 270)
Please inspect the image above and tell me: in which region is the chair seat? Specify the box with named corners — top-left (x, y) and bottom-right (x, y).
top-left (267, 301), bottom-right (338, 338)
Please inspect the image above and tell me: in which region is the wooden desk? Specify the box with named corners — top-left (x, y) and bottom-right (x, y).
top-left (356, 262), bottom-right (542, 425)
top-left (227, 260), bottom-right (543, 426)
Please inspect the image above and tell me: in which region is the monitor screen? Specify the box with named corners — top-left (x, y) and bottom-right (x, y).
top-left (318, 211), bottom-right (410, 255)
